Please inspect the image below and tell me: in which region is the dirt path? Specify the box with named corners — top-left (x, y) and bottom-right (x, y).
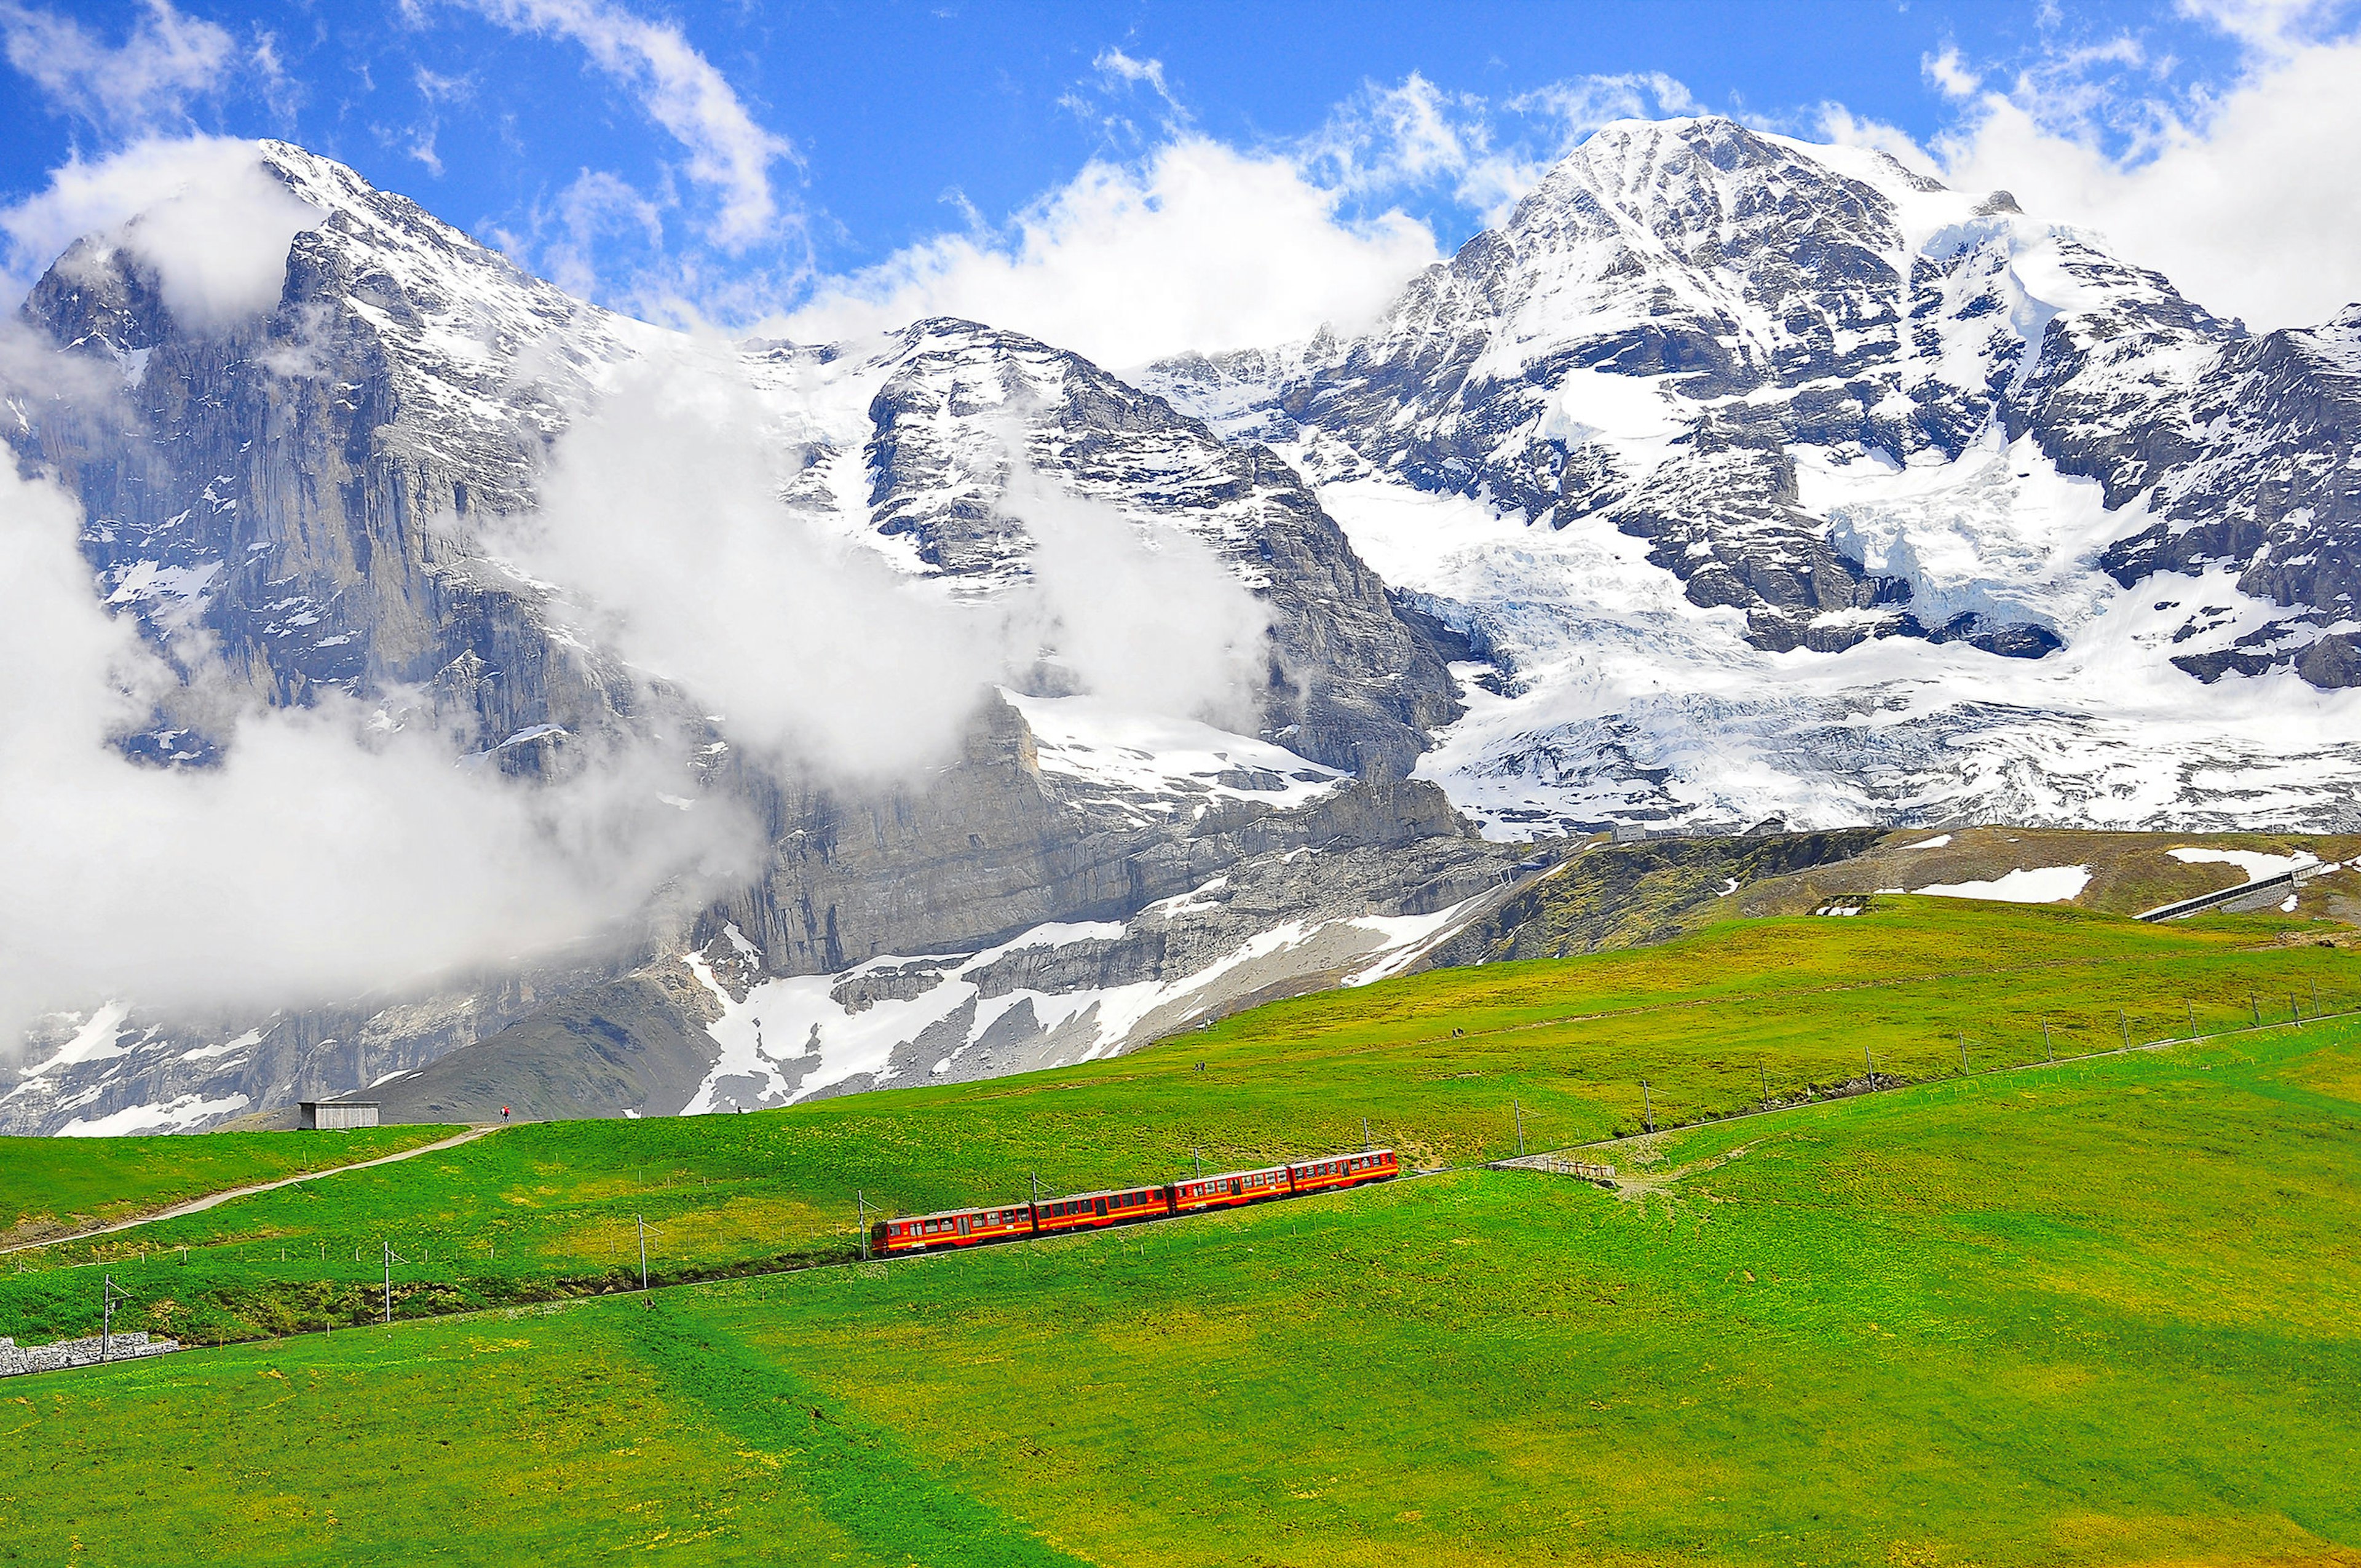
top-left (2, 1125), bottom-right (504, 1256)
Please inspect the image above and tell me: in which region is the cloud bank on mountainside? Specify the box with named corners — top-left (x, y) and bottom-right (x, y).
top-left (0, 453), bottom-right (759, 1051)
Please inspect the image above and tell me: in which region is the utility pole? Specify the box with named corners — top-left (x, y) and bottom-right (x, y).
top-left (1642, 1080), bottom-right (1654, 1135)
top-left (638, 1216), bottom-right (649, 1291)
top-left (1514, 1099), bottom-right (1525, 1158)
top-left (101, 1275), bottom-right (124, 1361)
top-left (857, 1190), bottom-right (868, 1262)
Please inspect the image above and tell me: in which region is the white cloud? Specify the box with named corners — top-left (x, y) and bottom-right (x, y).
top-left (1869, 18), bottom-right (2361, 330)
top-left (1306, 70), bottom-right (1700, 223)
top-left (484, 350), bottom-right (1002, 777)
top-left (456, 0), bottom-right (796, 248)
top-left (1000, 462), bottom-right (1270, 731)
top-left (0, 455), bottom-right (756, 1047)
top-left (2177, 0), bottom-right (2353, 52)
top-left (777, 135), bottom-right (1439, 368)
top-left (0, 0), bottom-right (237, 137)
top-left (483, 350), bottom-right (1274, 774)
top-left (0, 136), bottom-right (320, 328)
top-left (1093, 47), bottom-right (1185, 119)
top-left (527, 168), bottom-right (668, 301)
top-left (771, 63), bottom-right (1730, 366)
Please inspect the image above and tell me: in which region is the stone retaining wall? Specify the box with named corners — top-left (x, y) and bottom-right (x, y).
top-left (0, 1331), bottom-right (181, 1377)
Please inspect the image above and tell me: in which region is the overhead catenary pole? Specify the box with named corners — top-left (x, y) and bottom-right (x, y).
top-left (1362, 1117), bottom-right (1371, 1154)
top-left (638, 1215), bottom-right (649, 1291)
top-left (1642, 1080), bottom-right (1654, 1135)
top-left (382, 1240), bottom-right (392, 1324)
top-left (857, 1190), bottom-right (868, 1262)
top-left (2119, 1010), bottom-right (2130, 1048)
top-left (2043, 1023), bottom-right (2054, 1062)
top-left (1514, 1099), bottom-right (1525, 1158)
top-left (1959, 1032), bottom-right (1969, 1073)
top-left (2186, 1000), bottom-right (2197, 1039)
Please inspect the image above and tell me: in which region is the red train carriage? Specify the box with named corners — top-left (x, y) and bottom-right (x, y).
top-left (1170, 1163), bottom-right (1293, 1214)
top-left (872, 1201), bottom-right (1035, 1256)
top-left (1286, 1147), bottom-right (1398, 1197)
top-left (1032, 1183), bottom-right (1171, 1236)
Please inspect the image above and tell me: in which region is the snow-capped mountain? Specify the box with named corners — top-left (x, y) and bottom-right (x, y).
top-left (1, 140), bottom-right (1495, 1134)
top-left (1143, 116), bottom-right (2361, 836)
top-left (5, 118), bottom-right (2359, 1133)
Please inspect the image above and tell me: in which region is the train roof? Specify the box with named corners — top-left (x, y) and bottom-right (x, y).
top-left (1038, 1181), bottom-right (1169, 1204)
top-left (880, 1150), bottom-right (1396, 1223)
top-left (1177, 1162), bottom-right (1292, 1184)
top-left (880, 1199), bottom-right (1032, 1225)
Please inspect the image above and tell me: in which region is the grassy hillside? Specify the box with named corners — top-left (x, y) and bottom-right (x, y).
top-left (0, 1124), bottom-right (456, 1249)
top-left (4, 1015), bottom-right (2356, 1566)
top-left (3, 898), bottom-right (2356, 1352)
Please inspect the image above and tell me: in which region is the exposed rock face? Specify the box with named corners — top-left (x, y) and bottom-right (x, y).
top-left (11, 145), bottom-right (649, 757)
top-left (1142, 115), bottom-right (2361, 836)
top-left (748, 320), bottom-right (1460, 777)
top-left (7, 119), bottom-right (2360, 1133)
top-left (375, 773), bottom-right (1522, 1122)
top-left (0, 143), bottom-right (1476, 1134)
top-left (1150, 118), bottom-right (2260, 660)
top-left (2094, 306), bottom-right (2361, 683)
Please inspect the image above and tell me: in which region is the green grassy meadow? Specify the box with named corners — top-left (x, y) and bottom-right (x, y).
top-left (2, 898), bottom-right (2355, 1352)
top-left (0, 1123), bottom-right (455, 1249)
top-left (4, 1013), bottom-right (2357, 1566)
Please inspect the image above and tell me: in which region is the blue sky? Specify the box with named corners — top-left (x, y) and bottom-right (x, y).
top-left (4, 0), bottom-right (2359, 352)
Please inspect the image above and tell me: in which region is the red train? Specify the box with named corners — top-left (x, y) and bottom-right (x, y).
top-left (871, 1149), bottom-right (1399, 1256)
